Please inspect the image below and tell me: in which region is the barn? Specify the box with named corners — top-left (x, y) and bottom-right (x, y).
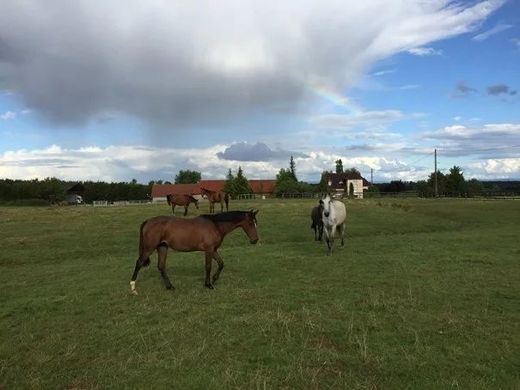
top-left (151, 179), bottom-right (276, 203)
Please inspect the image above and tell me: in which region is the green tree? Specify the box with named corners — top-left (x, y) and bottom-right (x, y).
top-left (174, 170), bottom-right (201, 184)
top-left (445, 166), bottom-right (465, 196)
top-left (344, 167), bottom-right (360, 176)
top-left (289, 156), bottom-right (297, 181)
top-left (233, 166), bottom-right (252, 195)
top-left (335, 159), bottom-right (344, 174)
top-left (427, 170), bottom-right (447, 196)
top-left (275, 168), bottom-right (301, 195)
top-left (466, 178), bottom-right (483, 197)
top-left (223, 169), bottom-right (236, 195)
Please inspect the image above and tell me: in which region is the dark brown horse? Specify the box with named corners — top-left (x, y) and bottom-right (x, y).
top-left (166, 194), bottom-right (199, 216)
top-left (200, 187), bottom-right (229, 213)
top-left (311, 204), bottom-right (324, 241)
top-left (130, 209), bottom-right (259, 294)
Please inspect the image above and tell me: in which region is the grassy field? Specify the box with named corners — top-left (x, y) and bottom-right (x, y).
top-left (1, 198), bottom-right (519, 389)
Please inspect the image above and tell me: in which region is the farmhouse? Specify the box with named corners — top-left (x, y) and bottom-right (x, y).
top-left (322, 171), bottom-right (370, 199)
top-left (65, 183), bottom-right (85, 204)
top-left (151, 179), bottom-right (276, 203)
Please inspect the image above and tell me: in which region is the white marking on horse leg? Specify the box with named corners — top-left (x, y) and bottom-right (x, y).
top-left (130, 281), bottom-right (137, 295)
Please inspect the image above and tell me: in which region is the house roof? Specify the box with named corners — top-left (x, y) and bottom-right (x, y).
top-left (151, 183), bottom-right (200, 198)
top-left (324, 172), bottom-right (370, 188)
top-left (249, 180), bottom-right (276, 193)
top-left (152, 179), bottom-right (277, 198)
top-left (198, 180), bottom-right (225, 192)
top-left (66, 183), bottom-right (86, 194)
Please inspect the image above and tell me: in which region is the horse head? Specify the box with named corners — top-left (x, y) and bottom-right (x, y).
top-left (242, 209), bottom-right (259, 244)
top-left (320, 194), bottom-right (332, 218)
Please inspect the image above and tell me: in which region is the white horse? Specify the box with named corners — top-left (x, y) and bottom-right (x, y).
top-left (320, 194), bottom-right (347, 255)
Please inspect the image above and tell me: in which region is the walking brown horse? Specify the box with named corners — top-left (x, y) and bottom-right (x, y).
top-left (200, 187), bottom-right (229, 213)
top-left (130, 209), bottom-right (259, 294)
top-left (166, 194), bottom-right (199, 216)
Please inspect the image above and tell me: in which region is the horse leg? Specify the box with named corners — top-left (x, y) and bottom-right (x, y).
top-left (157, 244), bottom-right (174, 290)
top-left (204, 252), bottom-right (214, 289)
top-left (130, 249), bottom-right (153, 295)
top-left (339, 223), bottom-right (346, 247)
top-left (319, 224), bottom-right (324, 241)
top-left (184, 205), bottom-right (188, 216)
top-left (212, 251), bottom-right (224, 284)
top-left (220, 200), bottom-right (224, 213)
top-left (324, 225), bottom-right (335, 255)
top-left (171, 204), bottom-right (176, 215)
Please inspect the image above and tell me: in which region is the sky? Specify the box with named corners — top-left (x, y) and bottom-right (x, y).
top-left (1, 0), bottom-right (519, 183)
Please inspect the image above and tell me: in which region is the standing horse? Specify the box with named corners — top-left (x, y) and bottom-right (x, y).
top-left (320, 194), bottom-right (347, 255)
top-left (130, 209), bottom-right (259, 294)
top-left (166, 194), bottom-right (199, 216)
top-left (311, 204), bottom-right (324, 241)
top-left (200, 187), bottom-right (229, 214)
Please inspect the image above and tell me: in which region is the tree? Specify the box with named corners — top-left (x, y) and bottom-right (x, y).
top-left (223, 169), bottom-right (236, 195)
top-left (233, 166), bottom-right (252, 195)
top-left (275, 168), bottom-right (300, 195)
top-left (466, 178), bottom-right (483, 197)
top-left (335, 159), bottom-right (344, 174)
top-left (289, 156), bottom-right (297, 181)
top-left (344, 167), bottom-right (360, 176)
top-left (445, 166), bottom-right (465, 196)
top-left (427, 170), bottom-right (446, 196)
top-left (174, 170), bottom-right (201, 184)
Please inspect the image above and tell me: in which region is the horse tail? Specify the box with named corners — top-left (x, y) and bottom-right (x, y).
top-left (138, 220), bottom-right (151, 267)
top-left (224, 192), bottom-right (229, 211)
top-left (166, 194), bottom-right (172, 206)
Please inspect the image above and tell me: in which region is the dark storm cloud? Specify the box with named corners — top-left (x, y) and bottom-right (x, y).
top-left (0, 1), bottom-right (505, 129)
top-left (487, 84), bottom-right (517, 96)
top-left (217, 142), bottom-right (307, 161)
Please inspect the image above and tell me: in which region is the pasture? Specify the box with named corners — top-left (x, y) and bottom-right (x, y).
top-left (1, 198), bottom-right (519, 388)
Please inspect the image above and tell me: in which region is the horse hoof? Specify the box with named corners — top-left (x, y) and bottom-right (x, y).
top-left (166, 285), bottom-right (175, 290)
top-left (131, 290), bottom-right (138, 295)
top-left (205, 283), bottom-right (214, 289)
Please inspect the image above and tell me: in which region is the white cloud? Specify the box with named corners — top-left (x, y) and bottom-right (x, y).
top-left (372, 69), bottom-right (395, 77)
top-left (1, 111), bottom-right (16, 120)
top-left (0, 143), bottom-right (431, 183)
top-left (310, 110), bottom-right (405, 129)
top-left (425, 123), bottom-right (520, 140)
top-left (512, 38), bottom-right (520, 48)
top-left (422, 123), bottom-right (520, 158)
top-left (406, 47), bottom-right (442, 56)
top-left (472, 23), bottom-right (512, 41)
top-left (467, 158), bottom-right (520, 179)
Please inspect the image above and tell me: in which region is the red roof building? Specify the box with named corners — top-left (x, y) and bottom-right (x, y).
top-left (151, 179), bottom-right (277, 202)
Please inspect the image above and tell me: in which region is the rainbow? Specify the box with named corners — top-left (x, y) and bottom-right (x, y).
top-left (309, 81), bottom-right (362, 115)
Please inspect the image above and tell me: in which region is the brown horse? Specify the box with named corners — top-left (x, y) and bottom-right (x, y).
top-left (130, 209), bottom-right (259, 294)
top-left (200, 187), bottom-right (229, 213)
top-left (166, 194), bottom-right (199, 216)
top-left (311, 204), bottom-right (324, 241)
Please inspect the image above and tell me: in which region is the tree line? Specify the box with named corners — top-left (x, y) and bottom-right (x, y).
top-left (0, 178), bottom-right (152, 204)
top-left (1, 160), bottom-right (518, 204)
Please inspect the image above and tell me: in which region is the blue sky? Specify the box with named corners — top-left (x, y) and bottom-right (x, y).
top-left (1, 0), bottom-right (519, 183)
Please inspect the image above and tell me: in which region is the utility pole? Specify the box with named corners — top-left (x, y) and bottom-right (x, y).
top-left (434, 148), bottom-right (438, 197)
top-left (370, 168), bottom-right (373, 185)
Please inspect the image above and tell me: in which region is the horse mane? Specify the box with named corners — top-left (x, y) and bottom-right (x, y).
top-left (201, 211), bottom-right (248, 223)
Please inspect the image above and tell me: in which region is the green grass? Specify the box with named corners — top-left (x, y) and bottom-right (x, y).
top-left (1, 199), bottom-right (519, 389)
